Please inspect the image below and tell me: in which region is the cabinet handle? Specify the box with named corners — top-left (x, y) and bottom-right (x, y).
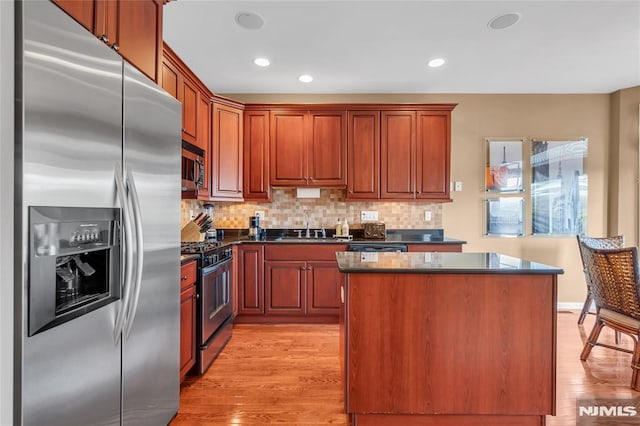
top-left (112, 43), bottom-right (119, 52)
top-left (181, 275), bottom-right (188, 280)
top-left (100, 34), bottom-right (109, 44)
top-left (340, 286), bottom-right (344, 304)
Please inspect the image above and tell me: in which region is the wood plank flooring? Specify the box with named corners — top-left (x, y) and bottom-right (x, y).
top-left (172, 311), bottom-right (639, 425)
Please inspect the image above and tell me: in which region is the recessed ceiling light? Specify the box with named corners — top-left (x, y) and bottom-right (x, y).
top-left (254, 57), bottom-right (270, 67)
top-left (298, 74), bottom-right (313, 83)
top-left (235, 11), bottom-right (264, 30)
top-left (488, 13), bottom-right (521, 30)
top-left (427, 58), bottom-right (446, 68)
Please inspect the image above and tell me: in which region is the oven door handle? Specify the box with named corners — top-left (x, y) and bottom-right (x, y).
top-left (124, 168), bottom-right (144, 340)
top-left (113, 163), bottom-right (134, 344)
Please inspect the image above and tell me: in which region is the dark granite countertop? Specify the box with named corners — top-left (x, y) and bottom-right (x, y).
top-left (213, 228), bottom-right (466, 246)
top-left (336, 252), bottom-right (564, 274)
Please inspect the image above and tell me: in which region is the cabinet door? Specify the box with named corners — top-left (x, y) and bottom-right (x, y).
top-left (94, 0), bottom-right (117, 46)
top-left (211, 102), bottom-right (243, 200)
top-left (347, 110), bottom-right (380, 199)
top-left (161, 59), bottom-right (179, 100)
top-left (308, 111), bottom-right (347, 186)
top-left (52, 0), bottom-right (96, 32)
top-left (416, 111), bottom-right (451, 200)
top-left (116, 0), bottom-right (163, 82)
top-left (237, 245), bottom-right (265, 315)
top-left (265, 261), bottom-right (306, 315)
top-left (181, 77), bottom-right (198, 144)
top-left (381, 111), bottom-right (416, 199)
top-left (179, 285), bottom-right (196, 381)
top-left (306, 261), bottom-right (342, 316)
top-left (243, 111), bottom-right (271, 201)
top-left (270, 111), bottom-right (307, 186)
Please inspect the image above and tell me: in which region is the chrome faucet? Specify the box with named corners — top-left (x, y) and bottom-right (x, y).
top-left (305, 212), bottom-right (311, 238)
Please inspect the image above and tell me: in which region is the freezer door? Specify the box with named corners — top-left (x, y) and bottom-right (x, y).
top-left (19, 2), bottom-right (123, 426)
top-left (121, 62), bottom-right (181, 425)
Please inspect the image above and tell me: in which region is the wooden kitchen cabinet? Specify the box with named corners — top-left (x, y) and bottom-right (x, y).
top-left (347, 110), bottom-right (380, 200)
top-left (162, 44), bottom-right (211, 150)
top-left (53, 0), bottom-right (162, 82)
top-left (179, 260), bottom-right (197, 382)
top-left (416, 111), bottom-right (451, 200)
top-left (211, 99), bottom-right (244, 200)
top-left (243, 110), bottom-right (271, 201)
top-left (380, 107), bottom-right (453, 201)
top-left (269, 109), bottom-right (346, 187)
top-left (306, 261), bottom-right (343, 315)
top-left (237, 245), bottom-right (265, 316)
top-left (381, 110), bottom-right (416, 199)
top-left (265, 261), bottom-right (307, 316)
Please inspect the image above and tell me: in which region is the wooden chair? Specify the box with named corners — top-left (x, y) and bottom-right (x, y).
top-left (579, 244), bottom-right (640, 391)
top-left (576, 235), bottom-right (624, 324)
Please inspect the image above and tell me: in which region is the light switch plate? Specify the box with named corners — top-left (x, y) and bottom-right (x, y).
top-left (455, 181), bottom-right (463, 191)
top-left (424, 211), bottom-right (432, 221)
top-left (361, 211), bottom-right (379, 222)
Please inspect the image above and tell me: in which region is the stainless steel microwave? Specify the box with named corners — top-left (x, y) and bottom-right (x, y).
top-left (181, 143), bottom-right (205, 192)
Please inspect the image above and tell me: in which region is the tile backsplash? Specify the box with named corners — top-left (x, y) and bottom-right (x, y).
top-left (181, 188), bottom-right (443, 230)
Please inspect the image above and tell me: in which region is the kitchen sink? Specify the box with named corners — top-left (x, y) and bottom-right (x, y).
top-left (273, 237), bottom-right (334, 243)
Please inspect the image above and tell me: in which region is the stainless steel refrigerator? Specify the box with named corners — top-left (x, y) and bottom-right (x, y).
top-left (15, 2), bottom-right (181, 425)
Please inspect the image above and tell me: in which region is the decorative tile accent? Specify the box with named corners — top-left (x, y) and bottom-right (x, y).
top-left (182, 189), bottom-right (443, 231)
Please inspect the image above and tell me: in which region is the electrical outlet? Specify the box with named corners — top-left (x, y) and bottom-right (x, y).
top-left (424, 211), bottom-right (432, 221)
top-left (255, 211), bottom-right (265, 221)
top-left (360, 253), bottom-right (379, 262)
top-left (455, 181), bottom-right (463, 191)
top-left (360, 211), bottom-right (379, 222)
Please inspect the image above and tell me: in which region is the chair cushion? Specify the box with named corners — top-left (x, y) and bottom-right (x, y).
top-left (600, 308), bottom-right (640, 331)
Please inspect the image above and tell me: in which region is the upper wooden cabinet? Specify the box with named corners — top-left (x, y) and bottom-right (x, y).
top-left (380, 107), bottom-right (454, 201)
top-left (270, 110), bottom-right (347, 187)
top-left (162, 44), bottom-right (209, 151)
top-left (53, 0), bottom-right (163, 83)
top-left (211, 99), bottom-right (244, 200)
top-left (416, 111), bottom-right (451, 200)
top-left (346, 110), bottom-right (380, 200)
top-left (381, 110), bottom-right (417, 199)
top-left (197, 94), bottom-right (211, 195)
top-left (244, 110), bottom-right (271, 201)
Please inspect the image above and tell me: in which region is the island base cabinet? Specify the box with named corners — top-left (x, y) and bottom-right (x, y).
top-left (344, 272), bottom-right (556, 424)
top-left (350, 414), bottom-right (544, 426)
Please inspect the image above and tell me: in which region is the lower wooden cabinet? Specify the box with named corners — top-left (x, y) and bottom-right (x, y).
top-left (237, 245), bottom-right (265, 316)
top-left (265, 261), bottom-right (306, 315)
top-left (306, 261), bottom-right (342, 315)
top-left (179, 261), bottom-right (197, 382)
top-left (236, 244), bottom-right (345, 323)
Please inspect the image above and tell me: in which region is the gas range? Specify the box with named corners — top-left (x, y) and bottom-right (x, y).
top-left (180, 241), bottom-right (232, 268)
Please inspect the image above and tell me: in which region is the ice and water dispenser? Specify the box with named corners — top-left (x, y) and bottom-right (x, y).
top-left (28, 206), bottom-right (121, 336)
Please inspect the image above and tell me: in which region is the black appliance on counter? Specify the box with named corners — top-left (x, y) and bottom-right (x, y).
top-left (181, 241), bottom-right (233, 374)
top-left (347, 243), bottom-right (408, 252)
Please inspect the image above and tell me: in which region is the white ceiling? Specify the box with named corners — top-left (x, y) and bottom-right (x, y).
top-left (163, 1), bottom-right (640, 94)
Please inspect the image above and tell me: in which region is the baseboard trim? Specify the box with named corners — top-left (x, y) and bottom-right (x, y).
top-left (557, 302), bottom-right (584, 310)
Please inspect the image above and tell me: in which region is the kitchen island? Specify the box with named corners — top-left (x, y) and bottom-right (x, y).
top-left (336, 252), bottom-right (563, 426)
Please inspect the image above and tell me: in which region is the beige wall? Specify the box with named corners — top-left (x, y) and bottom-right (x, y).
top-left (609, 86), bottom-right (640, 247)
top-left (224, 93), bottom-right (611, 304)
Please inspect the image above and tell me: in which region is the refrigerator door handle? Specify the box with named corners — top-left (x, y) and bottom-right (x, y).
top-left (124, 168), bottom-right (145, 339)
top-left (114, 162), bottom-right (135, 343)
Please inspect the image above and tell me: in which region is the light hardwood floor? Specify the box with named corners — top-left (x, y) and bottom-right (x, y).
top-left (172, 311), bottom-right (638, 425)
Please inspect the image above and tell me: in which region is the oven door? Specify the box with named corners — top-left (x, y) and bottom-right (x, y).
top-left (200, 258), bottom-right (232, 342)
